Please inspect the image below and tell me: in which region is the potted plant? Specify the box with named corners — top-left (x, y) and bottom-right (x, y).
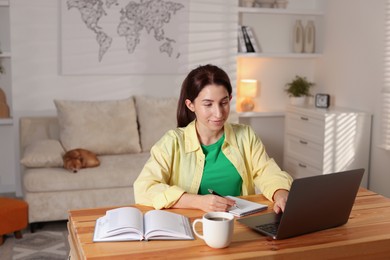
top-left (285, 75), bottom-right (315, 105)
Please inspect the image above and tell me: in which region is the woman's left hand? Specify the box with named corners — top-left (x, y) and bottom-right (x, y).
top-left (272, 189), bottom-right (289, 214)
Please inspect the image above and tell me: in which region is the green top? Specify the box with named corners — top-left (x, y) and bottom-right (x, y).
top-left (198, 134), bottom-right (242, 196)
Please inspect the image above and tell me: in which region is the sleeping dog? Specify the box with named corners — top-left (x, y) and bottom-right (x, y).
top-left (63, 148), bottom-right (100, 173)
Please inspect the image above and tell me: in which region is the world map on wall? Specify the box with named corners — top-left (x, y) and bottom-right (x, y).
top-left (66, 0), bottom-right (185, 62)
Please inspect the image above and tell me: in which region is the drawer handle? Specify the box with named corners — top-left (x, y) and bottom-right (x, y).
top-left (298, 163), bottom-right (307, 168)
top-left (299, 140), bottom-right (308, 145)
top-left (300, 116), bottom-right (309, 121)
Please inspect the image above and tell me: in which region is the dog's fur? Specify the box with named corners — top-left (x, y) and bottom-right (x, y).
top-left (63, 148), bottom-right (100, 173)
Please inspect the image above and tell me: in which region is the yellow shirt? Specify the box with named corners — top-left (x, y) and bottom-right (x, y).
top-left (134, 121), bottom-right (293, 209)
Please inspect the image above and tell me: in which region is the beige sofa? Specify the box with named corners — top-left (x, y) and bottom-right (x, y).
top-left (19, 96), bottom-right (178, 224)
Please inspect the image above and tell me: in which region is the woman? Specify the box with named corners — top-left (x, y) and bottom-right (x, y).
top-left (134, 64), bottom-right (292, 213)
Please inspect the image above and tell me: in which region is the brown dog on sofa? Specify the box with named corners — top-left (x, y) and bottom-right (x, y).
top-left (63, 148), bottom-right (100, 173)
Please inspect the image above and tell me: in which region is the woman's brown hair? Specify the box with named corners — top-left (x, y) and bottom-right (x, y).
top-left (177, 64), bottom-right (232, 127)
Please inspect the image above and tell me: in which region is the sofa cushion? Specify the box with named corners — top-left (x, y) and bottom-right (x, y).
top-left (54, 98), bottom-right (141, 155)
top-left (20, 139), bottom-right (65, 168)
top-left (23, 153), bottom-right (150, 192)
top-left (135, 96), bottom-right (178, 152)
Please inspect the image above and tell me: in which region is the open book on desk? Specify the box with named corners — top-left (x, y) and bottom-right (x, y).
top-left (227, 196), bottom-right (268, 217)
top-left (93, 207), bottom-right (194, 242)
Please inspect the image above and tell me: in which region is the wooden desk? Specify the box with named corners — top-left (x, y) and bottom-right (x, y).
top-left (68, 188), bottom-right (390, 259)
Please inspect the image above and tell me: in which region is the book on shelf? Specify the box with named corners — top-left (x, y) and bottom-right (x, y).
top-left (245, 26), bottom-right (261, 52)
top-left (239, 26), bottom-right (260, 53)
top-left (241, 26), bottom-right (255, 52)
top-left (93, 207), bottom-right (194, 242)
top-left (238, 25), bottom-right (247, 53)
top-left (227, 196), bottom-right (268, 217)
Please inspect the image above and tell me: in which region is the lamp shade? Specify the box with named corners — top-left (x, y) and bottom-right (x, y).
top-left (239, 79), bottom-right (257, 98)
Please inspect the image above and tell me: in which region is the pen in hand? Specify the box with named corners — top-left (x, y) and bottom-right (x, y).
top-left (208, 189), bottom-right (240, 209)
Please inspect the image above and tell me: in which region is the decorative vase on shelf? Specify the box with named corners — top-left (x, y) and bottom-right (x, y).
top-left (255, 0), bottom-right (275, 8)
top-left (241, 0), bottom-right (255, 7)
top-left (275, 0), bottom-right (288, 8)
top-left (0, 88), bottom-right (10, 118)
top-left (293, 20), bottom-right (304, 53)
top-left (304, 20), bottom-right (315, 53)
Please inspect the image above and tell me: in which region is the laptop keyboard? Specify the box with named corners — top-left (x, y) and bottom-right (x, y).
top-left (255, 222), bottom-right (279, 235)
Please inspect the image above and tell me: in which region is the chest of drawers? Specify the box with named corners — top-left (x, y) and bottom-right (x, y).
top-left (283, 105), bottom-right (371, 187)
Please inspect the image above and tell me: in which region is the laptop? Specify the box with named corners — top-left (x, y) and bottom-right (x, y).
top-left (237, 168), bottom-right (364, 240)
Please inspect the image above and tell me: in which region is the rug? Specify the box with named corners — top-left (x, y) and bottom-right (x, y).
top-left (12, 231), bottom-right (69, 260)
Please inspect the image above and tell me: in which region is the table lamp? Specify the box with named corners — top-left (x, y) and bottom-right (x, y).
top-left (239, 79), bottom-right (257, 112)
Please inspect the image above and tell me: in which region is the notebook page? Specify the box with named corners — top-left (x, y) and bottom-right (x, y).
top-left (226, 196), bottom-right (268, 217)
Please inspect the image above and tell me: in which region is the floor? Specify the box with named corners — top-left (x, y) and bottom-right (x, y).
top-left (0, 193), bottom-right (69, 259)
top-left (0, 221), bottom-right (68, 260)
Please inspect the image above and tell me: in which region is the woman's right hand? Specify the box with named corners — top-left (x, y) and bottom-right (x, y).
top-left (172, 193), bottom-right (236, 212)
top-left (199, 194), bottom-right (236, 212)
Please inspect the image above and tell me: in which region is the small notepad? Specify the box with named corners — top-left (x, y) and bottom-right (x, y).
top-left (226, 196), bottom-right (268, 217)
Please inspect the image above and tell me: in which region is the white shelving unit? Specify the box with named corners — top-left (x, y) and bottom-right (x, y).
top-left (238, 111), bottom-right (285, 118)
top-left (238, 7), bottom-right (323, 16)
top-left (238, 5), bottom-right (324, 57)
top-left (236, 0), bottom-right (325, 114)
top-left (237, 52), bottom-right (322, 59)
top-left (0, 0), bottom-right (13, 124)
top-left (0, 51), bottom-right (11, 58)
top-left (0, 118), bottom-right (12, 125)
top-left (236, 1), bottom-right (326, 168)
top-left (0, 0), bottom-right (15, 194)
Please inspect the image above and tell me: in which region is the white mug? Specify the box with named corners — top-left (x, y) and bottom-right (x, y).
top-left (192, 212), bottom-right (234, 248)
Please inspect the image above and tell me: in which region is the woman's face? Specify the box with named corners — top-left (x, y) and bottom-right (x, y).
top-left (185, 84), bottom-right (231, 133)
